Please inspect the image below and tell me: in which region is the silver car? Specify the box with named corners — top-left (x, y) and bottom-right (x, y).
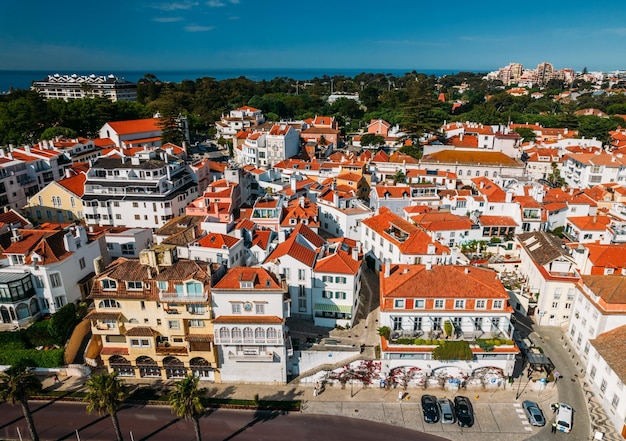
top-left (437, 398), bottom-right (456, 424)
top-left (522, 400), bottom-right (546, 426)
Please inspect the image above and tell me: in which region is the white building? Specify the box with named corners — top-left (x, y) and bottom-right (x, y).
top-left (211, 266), bottom-right (291, 383)
top-left (184, 232), bottom-right (246, 268)
top-left (561, 152), bottom-right (626, 189)
top-left (0, 225), bottom-right (102, 329)
top-left (103, 228), bottom-right (154, 261)
top-left (215, 106), bottom-right (265, 140)
top-left (82, 150), bottom-right (198, 229)
top-left (31, 73), bottom-right (137, 102)
top-left (516, 231), bottom-right (579, 325)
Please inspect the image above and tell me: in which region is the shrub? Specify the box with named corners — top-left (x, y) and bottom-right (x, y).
top-left (23, 321), bottom-right (55, 347)
top-left (48, 303), bottom-right (77, 345)
top-left (0, 348), bottom-right (64, 367)
top-left (433, 341), bottom-right (473, 361)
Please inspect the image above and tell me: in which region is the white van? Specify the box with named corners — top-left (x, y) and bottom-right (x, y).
top-left (555, 403), bottom-right (573, 433)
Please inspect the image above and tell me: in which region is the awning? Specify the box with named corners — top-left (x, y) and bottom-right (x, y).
top-left (314, 303), bottom-right (352, 313)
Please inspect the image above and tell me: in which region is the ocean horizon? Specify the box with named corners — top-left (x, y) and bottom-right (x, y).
top-left (0, 68), bottom-right (488, 93)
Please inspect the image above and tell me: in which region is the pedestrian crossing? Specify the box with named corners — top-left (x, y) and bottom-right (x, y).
top-left (513, 402), bottom-right (533, 431)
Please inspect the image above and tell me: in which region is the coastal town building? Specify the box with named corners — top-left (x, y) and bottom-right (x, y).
top-left (31, 73), bottom-right (137, 102)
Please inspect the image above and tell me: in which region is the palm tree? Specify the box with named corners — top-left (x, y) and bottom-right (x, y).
top-left (0, 365), bottom-right (43, 441)
top-left (84, 373), bottom-right (127, 441)
top-left (169, 375), bottom-right (206, 441)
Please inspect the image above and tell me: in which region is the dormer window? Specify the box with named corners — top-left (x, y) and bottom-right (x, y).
top-left (10, 255), bottom-right (25, 265)
top-left (101, 279), bottom-right (117, 290)
top-left (239, 281), bottom-right (253, 289)
top-left (127, 281), bottom-right (143, 290)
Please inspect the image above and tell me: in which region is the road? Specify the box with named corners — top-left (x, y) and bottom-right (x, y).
top-left (0, 400), bottom-right (448, 441)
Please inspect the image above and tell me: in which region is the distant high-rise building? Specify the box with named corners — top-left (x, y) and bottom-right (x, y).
top-left (536, 62), bottom-right (554, 85)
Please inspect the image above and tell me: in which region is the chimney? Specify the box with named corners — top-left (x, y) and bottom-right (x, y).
top-left (352, 246), bottom-right (358, 261)
top-left (425, 260), bottom-right (432, 271)
top-left (333, 191), bottom-right (339, 207)
top-left (464, 267), bottom-right (470, 274)
top-left (384, 259), bottom-right (391, 278)
top-left (299, 196), bottom-right (305, 208)
top-left (291, 175), bottom-right (297, 192)
top-left (505, 191), bottom-right (513, 203)
top-left (65, 168), bottom-right (72, 179)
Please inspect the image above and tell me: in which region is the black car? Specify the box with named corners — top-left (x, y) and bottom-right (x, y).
top-left (453, 396), bottom-right (475, 427)
top-left (421, 394), bottom-right (440, 423)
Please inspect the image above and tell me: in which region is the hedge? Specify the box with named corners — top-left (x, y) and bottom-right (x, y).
top-left (0, 348), bottom-right (64, 367)
top-left (433, 341), bottom-right (473, 361)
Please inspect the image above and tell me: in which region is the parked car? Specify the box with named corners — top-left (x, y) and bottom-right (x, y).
top-left (421, 394), bottom-right (440, 423)
top-left (453, 396), bottom-right (475, 427)
top-left (522, 400), bottom-right (546, 427)
top-left (555, 403), bottom-right (573, 433)
top-left (437, 398), bottom-right (456, 424)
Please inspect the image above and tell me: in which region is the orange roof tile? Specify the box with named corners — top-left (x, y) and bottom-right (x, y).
top-left (196, 233), bottom-right (240, 249)
top-left (107, 118), bottom-right (161, 135)
top-left (56, 173), bottom-right (86, 197)
top-left (212, 266), bottom-right (282, 290)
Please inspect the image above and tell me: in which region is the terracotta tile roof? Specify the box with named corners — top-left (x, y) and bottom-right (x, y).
top-left (589, 325), bottom-right (626, 384)
top-left (85, 311), bottom-right (122, 320)
top-left (212, 266), bottom-right (282, 290)
top-left (411, 212), bottom-right (474, 231)
top-left (291, 222), bottom-right (325, 248)
top-left (125, 326), bottom-right (158, 337)
top-left (581, 275), bottom-right (626, 305)
top-left (250, 230), bottom-right (273, 249)
top-left (236, 218), bottom-right (256, 231)
top-left (314, 250), bottom-right (361, 275)
top-left (388, 152), bottom-right (419, 164)
top-left (517, 231), bottom-right (570, 266)
top-left (478, 215), bottom-right (518, 227)
top-left (0, 210), bottom-right (29, 229)
top-left (372, 150), bottom-right (389, 162)
top-left (56, 173), bottom-right (86, 197)
top-left (265, 234), bottom-right (317, 267)
top-left (100, 347), bottom-right (129, 356)
top-left (564, 152), bottom-right (626, 167)
top-left (88, 257), bottom-right (211, 301)
top-left (107, 118), bottom-right (161, 135)
top-left (380, 264), bottom-right (509, 308)
top-left (213, 315), bottom-right (283, 324)
top-left (2, 229), bottom-right (72, 264)
top-left (421, 150), bottom-right (522, 166)
top-left (567, 215), bottom-right (611, 231)
top-left (362, 208), bottom-right (449, 255)
top-left (584, 243), bottom-right (626, 267)
top-left (196, 232), bottom-right (240, 249)
top-left (472, 177), bottom-right (507, 202)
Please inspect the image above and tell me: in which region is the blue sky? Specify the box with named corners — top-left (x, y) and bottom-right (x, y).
top-left (1, 0), bottom-right (626, 72)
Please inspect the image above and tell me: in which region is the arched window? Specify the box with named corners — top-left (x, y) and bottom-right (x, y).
top-left (219, 327), bottom-right (230, 342)
top-left (243, 327), bottom-right (253, 342)
top-left (267, 328), bottom-right (278, 340)
top-left (16, 303), bottom-right (30, 320)
top-left (254, 327), bottom-right (265, 340)
top-left (231, 327), bottom-right (242, 342)
top-left (99, 299), bottom-right (121, 308)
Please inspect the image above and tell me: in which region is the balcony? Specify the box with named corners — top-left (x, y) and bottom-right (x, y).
top-left (159, 291), bottom-right (208, 303)
top-left (228, 350), bottom-right (275, 362)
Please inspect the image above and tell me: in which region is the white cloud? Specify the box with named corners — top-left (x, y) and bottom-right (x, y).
top-left (229, 0), bottom-right (240, 3)
top-left (151, 1), bottom-right (198, 11)
top-left (152, 16), bottom-right (184, 22)
top-left (600, 27), bottom-right (626, 36)
top-left (228, 16), bottom-right (240, 20)
top-left (185, 24), bottom-right (215, 32)
top-left (206, 0), bottom-right (225, 6)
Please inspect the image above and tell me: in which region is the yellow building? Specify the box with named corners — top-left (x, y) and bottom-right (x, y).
top-left (85, 245), bottom-right (223, 382)
top-left (23, 172), bottom-right (85, 224)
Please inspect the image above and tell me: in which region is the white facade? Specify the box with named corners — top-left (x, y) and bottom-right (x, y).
top-left (264, 124), bottom-right (300, 167)
top-left (82, 151), bottom-right (198, 229)
top-left (104, 228), bottom-right (153, 260)
top-left (317, 198), bottom-right (371, 241)
top-left (561, 153), bottom-right (626, 189)
top-left (211, 267), bottom-right (290, 383)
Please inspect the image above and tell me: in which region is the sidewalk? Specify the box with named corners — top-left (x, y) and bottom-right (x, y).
top-left (38, 372), bottom-right (557, 441)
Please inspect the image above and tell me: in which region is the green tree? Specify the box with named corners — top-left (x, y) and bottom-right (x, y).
top-left (84, 373), bottom-right (127, 441)
top-left (513, 127), bottom-right (537, 142)
top-left (392, 170), bottom-right (406, 184)
top-left (0, 365), bottom-right (43, 441)
top-left (40, 126), bottom-right (78, 140)
top-left (547, 162), bottom-right (565, 187)
top-left (360, 133), bottom-right (385, 147)
top-left (169, 375), bottom-right (206, 441)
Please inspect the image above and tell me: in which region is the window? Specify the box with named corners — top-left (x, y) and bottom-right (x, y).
top-left (130, 339), bottom-right (150, 348)
top-left (454, 299), bottom-right (465, 309)
top-left (394, 299), bottom-right (405, 309)
top-left (434, 299), bottom-right (444, 309)
top-left (168, 320), bottom-right (180, 330)
top-left (474, 317), bottom-right (483, 331)
top-left (475, 299), bottom-right (486, 309)
top-left (189, 320), bottom-right (205, 328)
top-left (553, 288), bottom-right (562, 299)
top-left (232, 303), bottom-right (241, 314)
top-left (186, 281), bottom-right (203, 296)
top-left (335, 276), bottom-right (347, 284)
top-left (101, 279), bottom-right (117, 290)
top-left (98, 299), bottom-right (120, 308)
top-left (611, 394), bottom-right (620, 408)
top-left (50, 273), bottom-right (62, 288)
top-left (414, 299), bottom-right (425, 309)
top-left (600, 379), bottom-right (607, 393)
top-left (322, 291), bottom-right (332, 299)
top-left (334, 292), bottom-right (346, 300)
top-left (121, 243), bottom-right (135, 255)
top-left (157, 281), bottom-right (168, 291)
top-left (552, 302), bottom-right (559, 308)
top-left (322, 276), bottom-right (333, 283)
top-left (492, 300), bottom-right (503, 309)
top-left (79, 257), bottom-right (86, 270)
top-left (392, 316), bottom-right (402, 331)
top-left (298, 269), bottom-right (306, 280)
top-left (51, 196), bottom-right (62, 207)
top-left (255, 303), bottom-right (265, 314)
top-left (186, 304), bottom-right (206, 314)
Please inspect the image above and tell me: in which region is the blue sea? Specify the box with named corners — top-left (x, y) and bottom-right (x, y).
top-left (0, 68), bottom-right (484, 93)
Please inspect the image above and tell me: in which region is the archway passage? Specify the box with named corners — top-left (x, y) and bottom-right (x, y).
top-left (163, 356), bottom-right (187, 379)
top-left (190, 357), bottom-right (214, 381)
top-left (109, 355), bottom-right (134, 377)
top-left (136, 356), bottom-right (160, 378)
